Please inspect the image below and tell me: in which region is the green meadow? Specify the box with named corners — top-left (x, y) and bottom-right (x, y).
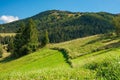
top-left (0, 34), bottom-right (120, 80)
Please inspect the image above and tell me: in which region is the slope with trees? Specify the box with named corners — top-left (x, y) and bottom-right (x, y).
top-left (0, 10), bottom-right (116, 43)
top-left (11, 19), bottom-right (39, 57)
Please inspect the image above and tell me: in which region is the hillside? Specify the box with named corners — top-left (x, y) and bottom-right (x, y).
top-left (0, 10), bottom-right (116, 43)
top-left (1, 34), bottom-right (120, 80)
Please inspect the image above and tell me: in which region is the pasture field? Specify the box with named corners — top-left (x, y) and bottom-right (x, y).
top-left (0, 34), bottom-right (120, 80)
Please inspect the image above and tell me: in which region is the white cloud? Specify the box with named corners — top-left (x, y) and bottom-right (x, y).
top-left (0, 15), bottom-right (19, 23)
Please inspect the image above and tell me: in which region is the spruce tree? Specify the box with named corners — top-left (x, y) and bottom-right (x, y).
top-left (21, 19), bottom-right (39, 52)
top-left (13, 19), bottom-right (39, 57)
top-left (113, 15), bottom-right (120, 36)
top-left (7, 38), bottom-right (14, 53)
top-left (41, 30), bottom-right (49, 47)
top-left (45, 30), bottom-right (49, 44)
top-left (13, 22), bottom-right (25, 57)
top-left (0, 44), bottom-right (3, 58)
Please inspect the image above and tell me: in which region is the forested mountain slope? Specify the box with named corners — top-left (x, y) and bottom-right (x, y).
top-left (0, 10), bottom-right (116, 43)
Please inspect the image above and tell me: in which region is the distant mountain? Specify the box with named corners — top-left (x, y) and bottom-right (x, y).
top-left (0, 10), bottom-right (116, 43)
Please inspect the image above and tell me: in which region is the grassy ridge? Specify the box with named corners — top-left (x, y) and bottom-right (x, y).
top-left (51, 34), bottom-right (120, 58)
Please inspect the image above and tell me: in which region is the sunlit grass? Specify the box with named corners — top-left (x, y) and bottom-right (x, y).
top-left (1, 34), bottom-right (120, 79)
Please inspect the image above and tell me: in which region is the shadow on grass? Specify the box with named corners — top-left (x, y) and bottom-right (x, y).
top-left (78, 41), bottom-right (120, 58)
top-left (0, 55), bottom-right (17, 63)
top-left (51, 48), bottom-right (73, 68)
top-left (93, 49), bottom-right (112, 56)
top-left (95, 41), bottom-right (120, 52)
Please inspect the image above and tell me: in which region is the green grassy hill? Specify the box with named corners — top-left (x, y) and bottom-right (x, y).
top-left (0, 34), bottom-right (120, 80)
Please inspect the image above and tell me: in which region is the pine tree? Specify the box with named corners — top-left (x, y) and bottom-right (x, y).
top-left (113, 15), bottom-right (120, 36)
top-left (13, 19), bottom-right (39, 57)
top-left (45, 30), bottom-right (49, 44)
top-left (7, 38), bottom-right (14, 53)
top-left (21, 19), bottom-right (39, 52)
top-left (41, 30), bottom-right (49, 47)
top-left (0, 44), bottom-right (3, 58)
top-left (13, 22), bottom-right (26, 57)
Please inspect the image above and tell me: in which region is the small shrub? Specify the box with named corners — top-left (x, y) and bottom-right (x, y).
top-left (85, 58), bottom-right (120, 80)
top-left (96, 60), bottom-right (120, 80)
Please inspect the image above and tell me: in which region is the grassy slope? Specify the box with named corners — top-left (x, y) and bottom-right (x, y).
top-left (51, 34), bottom-right (120, 58)
top-left (0, 49), bottom-right (70, 79)
top-left (0, 34), bottom-right (120, 79)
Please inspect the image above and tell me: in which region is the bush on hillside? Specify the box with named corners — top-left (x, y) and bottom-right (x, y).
top-left (85, 58), bottom-right (120, 80)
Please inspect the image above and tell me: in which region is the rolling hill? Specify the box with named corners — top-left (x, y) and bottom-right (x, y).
top-left (0, 10), bottom-right (116, 43)
top-left (0, 33), bottom-right (120, 80)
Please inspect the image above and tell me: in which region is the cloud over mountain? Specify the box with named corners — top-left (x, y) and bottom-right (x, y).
top-left (0, 15), bottom-right (19, 23)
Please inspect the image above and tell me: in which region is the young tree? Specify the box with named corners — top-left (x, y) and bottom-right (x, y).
top-left (7, 38), bottom-right (14, 53)
top-left (113, 15), bottom-right (120, 36)
top-left (0, 44), bottom-right (3, 58)
top-left (41, 30), bottom-right (49, 47)
top-left (45, 30), bottom-right (49, 44)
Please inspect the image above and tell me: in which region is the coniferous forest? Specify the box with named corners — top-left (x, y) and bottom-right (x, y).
top-left (0, 10), bottom-right (116, 43)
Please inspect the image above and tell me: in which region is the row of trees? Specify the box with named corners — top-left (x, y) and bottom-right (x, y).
top-left (8, 19), bottom-right (49, 58)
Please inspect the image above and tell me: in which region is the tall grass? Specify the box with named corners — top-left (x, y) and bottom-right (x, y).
top-left (85, 57), bottom-right (120, 80)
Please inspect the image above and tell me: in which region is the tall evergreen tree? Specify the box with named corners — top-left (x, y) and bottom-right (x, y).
top-left (41, 30), bottom-right (49, 47)
top-left (21, 19), bottom-right (39, 52)
top-left (113, 15), bottom-right (120, 36)
top-left (13, 19), bottom-right (39, 57)
top-left (45, 30), bottom-right (49, 44)
top-left (7, 38), bottom-right (14, 53)
top-left (13, 22), bottom-right (26, 57)
top-left (0, 44), bottom-right (3, 58)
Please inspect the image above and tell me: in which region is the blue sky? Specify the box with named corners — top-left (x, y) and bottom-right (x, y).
top-left (0, 0), bottom-right (120, 24)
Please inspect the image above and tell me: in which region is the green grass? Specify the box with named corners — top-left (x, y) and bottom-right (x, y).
top-left (1, 34), bottom-right (120, 80)
top-left (51, 34), bottom-right (120, 58)
top-left (0, 48), bottom-right (69, 72)
top-left (72, 48), bottom-right (120, 68)
top-left (0, 48), bottom-right (94, 80)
